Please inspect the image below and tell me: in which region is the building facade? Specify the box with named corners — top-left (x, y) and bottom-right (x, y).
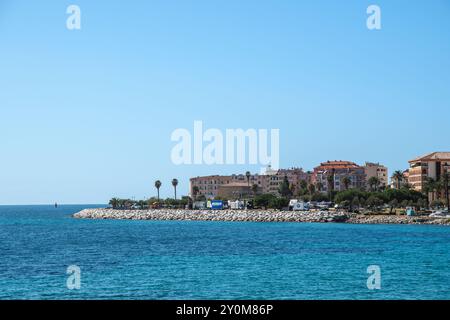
top-left (364, 162), bottom-right (388, 187)
top-left (408, 152), bottom-right (450, 194)
top-left (190, 167), bottom-right (310, 199)
top-left (312, 160), bottom-right (366, 192)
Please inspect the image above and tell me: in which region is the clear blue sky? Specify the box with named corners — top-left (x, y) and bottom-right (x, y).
top-left (1, 0), bottom-right (449, 204)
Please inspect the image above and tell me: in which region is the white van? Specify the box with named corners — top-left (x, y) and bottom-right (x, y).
top-left (293, 202), bottom-right (309, 211)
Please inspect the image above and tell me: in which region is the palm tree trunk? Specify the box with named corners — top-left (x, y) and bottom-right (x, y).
top-left (446, 187), bottom-right (449, 210)
top-left (445, 179), bottom-right (450, 210)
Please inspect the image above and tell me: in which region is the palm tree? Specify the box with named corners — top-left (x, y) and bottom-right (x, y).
top-left (154, 180), bottom-right (161, 202)
top-left (315, 181), bottom-right (323, 192)
top-left (392, 170), bottom-right (404, 189)
top-left (137, 200), bottom-right (146, 210)
top-left (435, 178), bottom-right (443, 203)
top-left (308, 183), bottom-right (316, 196)
top-left (109, 197), bottom-right (120, 209)
top-left (251, 183), bottom-right (258, 197)
top-left (368, 176), bottom-right (380, 192)
top-left (245, 171), bottom-right (251, 187)
top-left (192, 185), bottom-right (200, 201)
top-left (342, 176), bottom-right (351, 190)
top-left (441, 173), bottom-right (450, 210)
top-left (423, 177), bottom-right (437, 204)
top-left (279, 175), bottom-right (292, 198)
top-left (118, 198), bottom-right (126, 209)
top-left (299, 179), bottom-right (308, 191)
top-left (430, 173), bottom-right (448, 208)
top-left (327, 173), bottom-right (334, 201)
top-left (172, 178), bottom-right (178, 199)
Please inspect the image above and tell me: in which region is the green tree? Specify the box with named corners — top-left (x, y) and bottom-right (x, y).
top-left (254, 194), bottom-right (277, 208)
top-left (137, 200), bottom-right (146, 209)
top-left (416, 198), bottom-right (427, 210)
top-left (147, 197), bottom-right (158, 207)
top-left (279, 176), bottom-right (292, 198)
top-left (340, 200), bottom-right (351, 209)
top-left (118, 198), bottom-right (126, 209)
top-left (368, 176), bottom-right (380, 192)
top-left (299, 179), bottom-right (308, 190)
top-left (400, 199), bottom-right (409, 208)
top-left (311, 192), bottom-right (329, 202)
top-left (268, 197), bottom-right (289, 210)
top-left (251, 183), bottom-right (259, 197)
top-left (192, 185), bottom-right (200, 201)
top-left (440, 173), bottom-right (450, 210)
top-left (392, 170), bottom-right (404, 189)
top-left (431, 199), bottom-right (445, 209)
top-left (180, 196), bottom-right (190, 207)
top-left (366, 195), bottom-right (383, 210)
top-left (351, 196), bottom-right (360, 211)
top-left (388, 199), bottom-right (398, 214)
top-left (334, 189), bottom-right (367, 204)
top-left (327, 174), bottom-right (334, 201)
top-left (109, 197), bottom-right (120, 209)
top-left (342, 176), bottom-right (351, 190)
top-left (315, 181), bottom-right (323, 192)
top-left (308, 183), bottom-right (316, 196)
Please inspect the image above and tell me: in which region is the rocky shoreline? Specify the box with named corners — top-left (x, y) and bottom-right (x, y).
top-left (73, 208), bottom-right (450, 225)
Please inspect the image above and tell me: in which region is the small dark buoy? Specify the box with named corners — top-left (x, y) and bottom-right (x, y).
top-left (55, 202), bottom-right (58, 208)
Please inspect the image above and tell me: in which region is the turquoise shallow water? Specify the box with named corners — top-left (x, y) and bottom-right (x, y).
top-left (0, 205), bottom-right (449, 300)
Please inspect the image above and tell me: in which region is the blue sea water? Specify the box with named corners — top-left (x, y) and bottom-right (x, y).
top-left (0, 205), bottom-right (449, 300)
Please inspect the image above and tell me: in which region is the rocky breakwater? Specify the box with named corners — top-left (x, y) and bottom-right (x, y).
top-left (73, 208), bottom-right (350, 223)
top-left (346, 214), bottom-right (450, 225)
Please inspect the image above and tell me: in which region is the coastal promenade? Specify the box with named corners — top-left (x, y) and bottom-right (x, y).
top-left (74, 209), bottom-right (450, 225)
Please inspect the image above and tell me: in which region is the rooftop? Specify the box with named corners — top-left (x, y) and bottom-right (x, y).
top-left (409, 152), bottom-right (450, 163)
top-left (315, 160), bottom-right (362, 170)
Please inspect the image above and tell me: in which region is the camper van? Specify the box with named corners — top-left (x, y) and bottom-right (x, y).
top-left (193, 201), bottom-right (206, 210)
top-left (293, 202), bottom-right (309, 211)
top-left (289, 199), bottom-right (309, 211)
top-left (229, 200), bottom-right (245, 210)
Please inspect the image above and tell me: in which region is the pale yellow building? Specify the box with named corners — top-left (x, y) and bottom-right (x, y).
top-left (408, 152), bottom-right (450, 192)
top-left (364, 162), bottom-right (388, 187)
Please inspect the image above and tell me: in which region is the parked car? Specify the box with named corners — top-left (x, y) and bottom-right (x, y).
top-left (429, 210), bottom-right (450, 218)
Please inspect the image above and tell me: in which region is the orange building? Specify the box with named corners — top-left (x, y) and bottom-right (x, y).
top-left (190, 167), bottom-right (310, 199)
top-left (312, 160), bottom-right (366, 192)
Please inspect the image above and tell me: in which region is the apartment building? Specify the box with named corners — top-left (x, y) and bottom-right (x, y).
top-left (312, 160), bottom-right (366, 192)
top-left (364, 162), bottom-right (388, 187)
top-left (189, 167), bottom-right (310, 199)
top-left (408, 152), bottom-right (450, 193)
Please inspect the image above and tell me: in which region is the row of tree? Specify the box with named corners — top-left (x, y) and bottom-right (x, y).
top-left (154, 179), bottom-right (179, 201)
top-left (279, 170), bottom-right (449, 210)
top-left (332, 188), bottom-right (428, 213)
top-left (109, 196), bottom-right (191, 209)
top-left (248, 187), bottom-right (429, 212)
top-left (422, 174), bottom-right (450, 210)
top-left (110, 170), bottom-right (449, 211)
